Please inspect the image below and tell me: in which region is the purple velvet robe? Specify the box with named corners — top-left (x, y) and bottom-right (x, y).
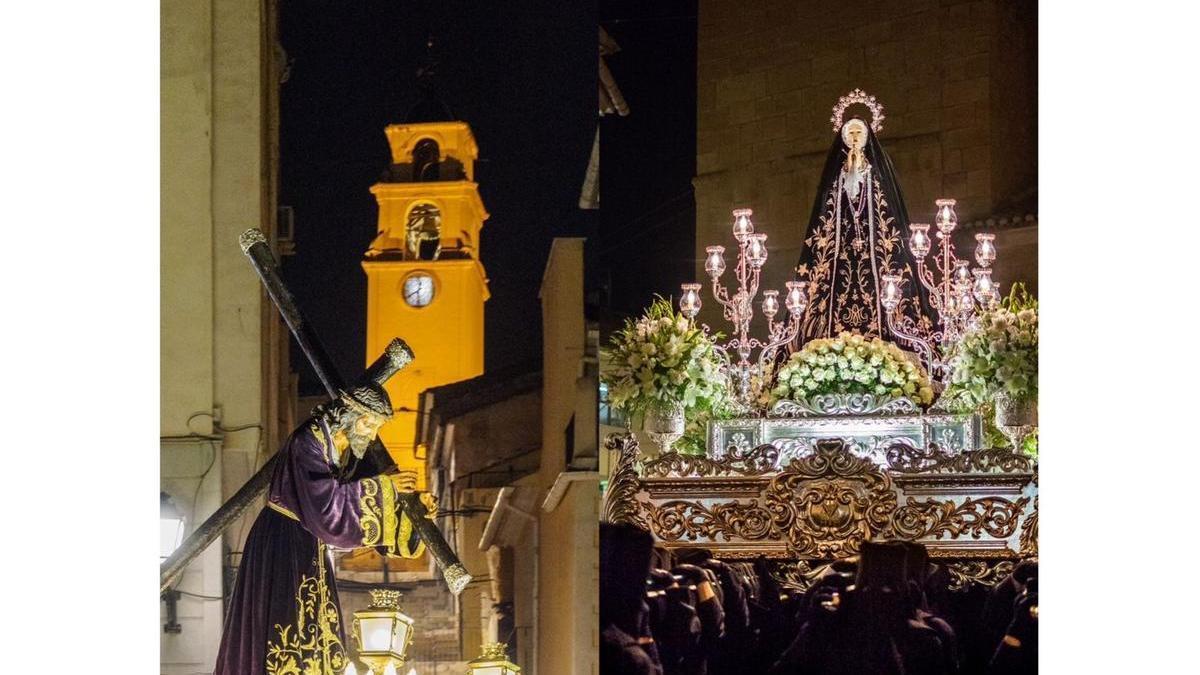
top-left (214, 418), bottom-right (415, 675)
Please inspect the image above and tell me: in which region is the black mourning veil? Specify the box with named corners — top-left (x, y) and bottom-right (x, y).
top-left (793, 117), bottom-right (937, 347)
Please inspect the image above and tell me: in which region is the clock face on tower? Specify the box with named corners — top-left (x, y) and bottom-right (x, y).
top-left (402, 272), bottom-right (436, 307)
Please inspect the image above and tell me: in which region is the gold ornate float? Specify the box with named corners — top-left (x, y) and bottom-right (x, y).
top-left (603, 428), bottom-right (1037, 591)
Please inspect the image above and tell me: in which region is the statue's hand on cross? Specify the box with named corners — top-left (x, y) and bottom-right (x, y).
top-left (388, 471), bottom-right (420, 493)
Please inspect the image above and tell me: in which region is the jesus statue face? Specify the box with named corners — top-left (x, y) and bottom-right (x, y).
top-left (347, 413), bottom-right (386, 456)
top-left (841, 119), bottom-right (868, 150)
top-left (331, 408), bottom-right (387, 458)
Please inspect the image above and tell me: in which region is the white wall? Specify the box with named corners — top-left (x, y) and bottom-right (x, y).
top-left (161, 0), bottom-right (267, 671)
top-left (536, 239), bottom-right (600, 674)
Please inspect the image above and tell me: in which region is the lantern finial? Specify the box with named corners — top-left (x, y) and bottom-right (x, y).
top-left (468, 641), bottom-right (521, 673)
top-left (481, 643), bottom-right (508, 659)
top-left (368, 589), bottom-right (402, 611)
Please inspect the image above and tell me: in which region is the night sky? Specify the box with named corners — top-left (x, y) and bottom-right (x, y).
top-left (597, 0), bottom-right (698, 337)
top-left (279, 1), bottom-right (597, 395)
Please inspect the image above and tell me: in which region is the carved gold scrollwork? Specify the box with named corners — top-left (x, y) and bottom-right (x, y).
top-left (886, 443), bottom-right (1034, 474)
top-left (767, 558), bottom-right (1017, 593)
top-left (614, 428), bottom-right (1038, 569)
top-left (766, 559), bottom-right (840, 592)
top-left (646, 500), bottom-right (775, 542)
top-left (643, 440), bottom-right (898, 560)
top-left (944, 560), bottom-right (1016, 591)
top-left (892, 496), bottom-right (1030, 540)
top-left (765, 438), bottom-right (897, 558)
top-left (641, 444), bottom-right (780, 478)
top-left (771, 394), bottom-right (921, 417)
top-left (1019, 496), bottom-right (1038, 556)
top-left (725, 443), bottom-right (783, 472)
top-left (602, 433), bottom-right (647, 529)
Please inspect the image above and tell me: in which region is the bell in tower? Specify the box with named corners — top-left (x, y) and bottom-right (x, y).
top-left (412, 137), bottom-right (440, 181)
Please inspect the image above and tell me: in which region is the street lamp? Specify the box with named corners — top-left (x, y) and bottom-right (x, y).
top-left (161, 491), bottom-right (186, 634)
top-left (351, 589), bottom-right (415, 674)
top-left (160, 491), bottom-right (185, 561)
top-left (466, 642), bottom-right (521, 675)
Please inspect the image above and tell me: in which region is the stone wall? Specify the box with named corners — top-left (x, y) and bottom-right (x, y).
top-left (694, 0), bottom-right (1037, 326)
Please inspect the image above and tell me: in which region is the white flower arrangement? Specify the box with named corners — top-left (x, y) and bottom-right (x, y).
top-left (771, 332), bottom-right (934, 406)
top-left (948, 284), bottom-right (1038, 405)
top-left (602, 298), bottom-right (730, 417)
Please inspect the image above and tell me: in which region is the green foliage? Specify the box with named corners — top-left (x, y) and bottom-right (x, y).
top-left (945, 283), bottom-right (1039, 406)
top-left (674, 403), bottom-right (736, 456)
top-left (601, 297), bottom-right (730, 421)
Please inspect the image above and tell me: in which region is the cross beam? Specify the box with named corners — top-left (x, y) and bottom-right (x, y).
top-left (158, 230), bottom-right (471, 595)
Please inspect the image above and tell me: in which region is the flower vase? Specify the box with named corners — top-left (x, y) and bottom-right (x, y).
top-left (995, 393), bottom-right (1036, 452)
top-left (643, 401), bottom-right (685, 454)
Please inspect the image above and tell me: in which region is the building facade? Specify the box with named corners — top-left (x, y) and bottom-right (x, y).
top-left (161, 0), bottom-right (288, 672)
top-left (419, 238), bottom-right (601, 675)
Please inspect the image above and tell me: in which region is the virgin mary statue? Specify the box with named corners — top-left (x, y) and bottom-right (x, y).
top-left (795, 90), bottom-right (935, 347)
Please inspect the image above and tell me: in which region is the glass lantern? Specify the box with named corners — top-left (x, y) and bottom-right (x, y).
top-left (704, 246), bottom-right (726, 278)
top-left (467, 642), bottom-right (521, 675)
top-left (746, 233), bottom-right (768, 269)
top-left (972, 268), bottom-right (995, 303)
top-left (784, 281), bottom-right (807, 315)
top-left (760, 290), bottom-right (779, 319)
top-left (908, 223), bottom-right (932, 258)
top-left (943, 290), bottom-right (961, 317)
top-left (880, 274), bottom-right (902, 311)
top-left (352, 589), bottom-right (415, 674)
top-left (679, 283), bottom-right (702, 319)
top-left (952, 260), bottom-right (972, 287)
top-left (974, 232), bottom-right (997, 268)
top-left (934, 198), bottom-right (958, 234)
top-left (731, 208), bottom-right (754, 241)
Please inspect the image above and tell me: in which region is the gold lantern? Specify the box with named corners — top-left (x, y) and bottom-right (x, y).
top-left (466, 642), bottom-right (520, 675)
top-left (351, 589), bottom-right (415, 674)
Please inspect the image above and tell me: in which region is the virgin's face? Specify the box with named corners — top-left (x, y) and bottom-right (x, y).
top-left (842, 120), bottom-right (868, 150)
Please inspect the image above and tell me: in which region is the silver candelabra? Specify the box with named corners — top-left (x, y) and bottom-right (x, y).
top-left (679, 208), bottom-right (810, 408)
top-left (881, 198), bottom-right (1001, 380)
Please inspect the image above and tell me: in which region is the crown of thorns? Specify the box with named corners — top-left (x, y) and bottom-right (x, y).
top-left (338, 385), bottom-right (393, 419)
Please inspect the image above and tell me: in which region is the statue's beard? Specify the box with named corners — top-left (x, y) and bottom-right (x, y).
top-left (347, 429), bottom-right (373, 457)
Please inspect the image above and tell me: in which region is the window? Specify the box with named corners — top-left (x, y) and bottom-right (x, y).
top-left (598, 382), bottom-right (628, 428)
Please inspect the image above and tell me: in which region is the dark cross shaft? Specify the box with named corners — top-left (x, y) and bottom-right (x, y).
top-left (159, 229), bottom-right (471, 595)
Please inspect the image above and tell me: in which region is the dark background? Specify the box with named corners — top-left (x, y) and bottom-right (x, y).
top-left (597, 0), bottom-right (698, 337)
top-left (280, 0), bottom-right (597, 395)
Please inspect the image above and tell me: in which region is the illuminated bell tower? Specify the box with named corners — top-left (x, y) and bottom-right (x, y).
top-left (363, 120), bottom-right (489, 489)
